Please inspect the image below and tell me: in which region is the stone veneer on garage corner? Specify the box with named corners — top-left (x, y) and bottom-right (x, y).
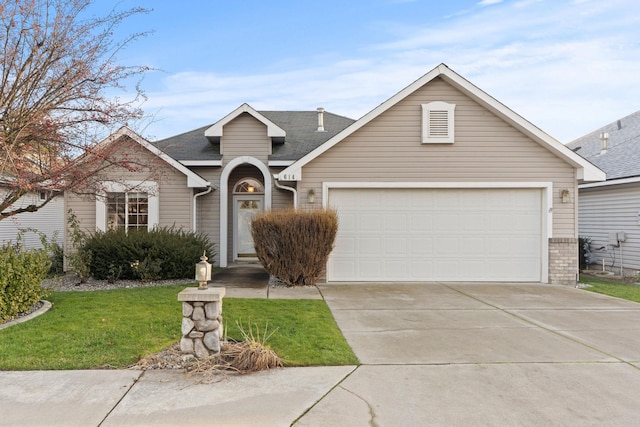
top-left (177, 287), bottom-right (225, 358)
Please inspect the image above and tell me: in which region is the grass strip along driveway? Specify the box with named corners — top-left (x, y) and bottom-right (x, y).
top-left (0, 285), bottom-right (357, 370)
top-left (580, 274), bottom-right (640, 303)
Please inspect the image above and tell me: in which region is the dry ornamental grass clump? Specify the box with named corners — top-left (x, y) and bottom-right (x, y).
top-left (134, 321), bottom-right (282, 382)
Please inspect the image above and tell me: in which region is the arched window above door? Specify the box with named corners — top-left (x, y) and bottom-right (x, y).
top-left (233, 178), bottom-right (264, 194)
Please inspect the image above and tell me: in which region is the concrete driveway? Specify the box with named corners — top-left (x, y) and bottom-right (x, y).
top-left (297, 282), bottom-right (640, 426)
top-left (3, 282), bottom-right (640, 426)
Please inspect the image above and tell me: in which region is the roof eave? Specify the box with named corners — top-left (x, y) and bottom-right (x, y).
top-left (101, 127), bottom-right (210, 188)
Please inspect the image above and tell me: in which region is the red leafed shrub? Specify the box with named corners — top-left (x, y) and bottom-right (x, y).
top-left (251, 209), bottom-right (338, 287)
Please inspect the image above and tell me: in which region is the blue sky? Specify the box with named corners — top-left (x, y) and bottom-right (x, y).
top-left (92, 0), bottom-right (640, 143)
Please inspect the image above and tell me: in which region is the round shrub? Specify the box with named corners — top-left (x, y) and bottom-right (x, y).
top-left (0, 243), bottom-right (51, 321)
top-left (251, 208), bottom-right (338, 286)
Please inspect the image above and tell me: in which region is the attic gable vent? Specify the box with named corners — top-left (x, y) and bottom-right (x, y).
top-left (422, 101), bottom-right (455, 143)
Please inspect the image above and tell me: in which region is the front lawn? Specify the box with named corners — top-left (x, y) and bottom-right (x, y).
top-left (579, 274), bottom-right (640, 303)
top-left (0, 285), bottom-right (358, 370)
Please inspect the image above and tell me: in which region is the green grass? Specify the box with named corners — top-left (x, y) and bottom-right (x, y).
top-left (580, 274), bottom-right (640, 303)
top-left (0, 285), bottom-right (358, 370)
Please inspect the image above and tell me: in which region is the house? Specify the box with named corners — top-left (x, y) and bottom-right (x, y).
top-left (566, 110), bottom-right (640, 275)
top-left (0, 183), bottom-right (64, 249)
top-left (65, 63), bottom-right (605, 285)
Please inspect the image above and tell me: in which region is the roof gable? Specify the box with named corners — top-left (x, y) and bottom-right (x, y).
top-left (278, 63), bottom-right (605, 182)
top-left (99, 127), bottom-right (209, 188)
top-left (204, 103), bottom-right (286, 139)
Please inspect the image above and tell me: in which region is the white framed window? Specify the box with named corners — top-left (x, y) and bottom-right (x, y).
top-left (106, 192), bottom-right (149, 231)
top-left (422, 101), bottom-right (455, 144)
top-left (233, 178), bottom-right (264, 194)
top-left (96, 181), bottom-right (159, 232)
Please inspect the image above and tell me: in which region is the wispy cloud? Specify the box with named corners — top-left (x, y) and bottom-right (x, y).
top-left (141, 0), bottom-right (640, 143)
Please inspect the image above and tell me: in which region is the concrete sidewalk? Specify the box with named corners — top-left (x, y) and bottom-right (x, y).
top-left (3, 281), bottom-right (640, 426)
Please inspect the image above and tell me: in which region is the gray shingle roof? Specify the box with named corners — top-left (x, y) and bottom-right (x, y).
top-left (152, 110), bottom-right (355, 162)
top-left (567, 110), bottom-right (640, 180)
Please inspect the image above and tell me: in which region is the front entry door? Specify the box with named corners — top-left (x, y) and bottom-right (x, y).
top-left (234, 196), bottom-right (263, 259)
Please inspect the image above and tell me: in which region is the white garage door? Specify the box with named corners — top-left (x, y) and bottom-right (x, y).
top-left (327, 188), bottom-right (542, 282)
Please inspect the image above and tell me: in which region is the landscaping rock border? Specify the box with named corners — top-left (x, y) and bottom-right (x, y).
top-left (0, 300), bottom-right (52, 330)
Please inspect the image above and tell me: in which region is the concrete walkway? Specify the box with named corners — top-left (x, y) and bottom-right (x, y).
top-left (3, 281), bottom-right (640, 426)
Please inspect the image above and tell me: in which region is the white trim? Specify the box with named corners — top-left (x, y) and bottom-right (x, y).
top-left (178, 159), bottom-right (293, 168)
top-left (205, 103), bottom-right (286, 139)
top-left (180, 160), bottom-right (222, 167)
top-left (322, 181), bottom-right (552, 283)
top-left (422, 101), bottom-right (455, 143)
top-left (268, 160), bottom-right (295, 167)
top-left (273, 176), bottom-right (298, 208)
top-left (193, 186), bottom-right (213, 231)
top-left (579, 176), bottom-right (640, 189)
top-left (98, 127), bottom-right (210, 188)
top-left (219, 156), bottom-right (272, 267)
top-left (95, 181), bottom-right (159, 232)
top-left (279, 64), bottom-right (605, 183)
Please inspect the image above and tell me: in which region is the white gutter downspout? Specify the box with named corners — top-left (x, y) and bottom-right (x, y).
top-left (193, 185), bottom-right (214, 231)
top-left (273, 174), bottom-right (298, 208)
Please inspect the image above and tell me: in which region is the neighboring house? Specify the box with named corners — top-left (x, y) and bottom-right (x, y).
top-left (0, 186), bottom-right (64, 249)
top-left (567, 110), bottom-right (640, 275)
top-left (65, 63), bottom-right (604, 285)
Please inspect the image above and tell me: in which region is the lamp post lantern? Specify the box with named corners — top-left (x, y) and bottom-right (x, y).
top-left (195, 251), bottom-right (212, 290)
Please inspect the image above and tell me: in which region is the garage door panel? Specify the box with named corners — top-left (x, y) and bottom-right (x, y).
top-left (409, 216), bottom-right (433, 232)
top-left (409, 237), bottom-right (433, 254)
top-left (358, 237), bottom-right (381, 255)
top-left (359, 213), bottom-right (382, 231)
top-left (384, 238), bottom-right (407, 255)
top-left (328, 188), bottom-right (543, 282)
top-left (433, 214), bottom-right (462, 232)
top-left (357, 260), bottom-right (381, 280)
top-left (333, 236), bottom-right (355, 256)
top-left (510, 214), bottom-right (541, 232)
top-left (383, 213), bottom-right (406, 232)
top-left (461, 237), bottom-right (486, 256)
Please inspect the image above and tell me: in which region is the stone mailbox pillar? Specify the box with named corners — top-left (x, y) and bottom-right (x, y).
top-left (177, 287), bottom-right (225, 358)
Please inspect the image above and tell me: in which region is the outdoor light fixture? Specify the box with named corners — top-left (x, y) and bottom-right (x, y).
top-left (561, 189), bottom-right (570, 203)
top-left (195, 251), bottom-right (212, 290)
top-left (308, 189), bottom-right (315, 204)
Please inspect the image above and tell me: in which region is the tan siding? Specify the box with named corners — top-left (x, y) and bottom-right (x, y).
top-left (65, 191), bottom-right (96, 270)
top-left (64, 136), bottom-right (195, 267)
top-left (300, 77), bottom-right (577, 237)
top-left (270, 167), bottom-right (295, 211)
top-left (157, 173), bottom-right (192, 229)
top-left (579, 184), bottom-right (640, 271)
top-left (221, 113), bottom-right (270, 164)
top-left (190, 167), bottom-right (221, 265)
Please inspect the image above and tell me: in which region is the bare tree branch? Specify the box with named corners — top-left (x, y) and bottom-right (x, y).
top-left (0, 0), bottom-right (153, 220)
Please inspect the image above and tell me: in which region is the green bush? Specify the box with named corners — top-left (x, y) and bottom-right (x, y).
top-left (579, 236), bottom-right (592, 270)
top-left (0, 243), bottom-right (51, 321)
top-left (251, 208), bottom-right (338, 287)
top-left (83, 226), bottom-right (215, 281)
top-left (48, 242), bottom-right (64, 276)
top-left (66, 211), bottom-right (92, 282)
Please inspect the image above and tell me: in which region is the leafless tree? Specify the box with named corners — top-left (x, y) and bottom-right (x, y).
top-left (0, 0), bottom-right (152, 220)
